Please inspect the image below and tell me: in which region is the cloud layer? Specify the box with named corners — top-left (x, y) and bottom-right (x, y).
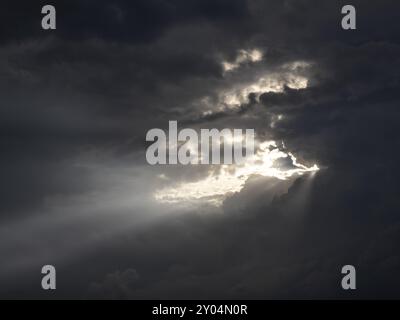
top-left (1, 0), bottom-right (400, 299)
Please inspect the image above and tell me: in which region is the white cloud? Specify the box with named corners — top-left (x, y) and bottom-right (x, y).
top-left (220, 73), bottom-right (308, 108)
top-left (154, 140), bottom-right (319, 206)
top-left (222, 49), bottom-right (263, 72)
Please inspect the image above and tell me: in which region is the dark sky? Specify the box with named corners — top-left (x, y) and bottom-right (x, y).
top-left (1, 0), bottom-right (400, 299)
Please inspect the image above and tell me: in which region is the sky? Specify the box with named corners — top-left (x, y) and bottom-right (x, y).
top-left (1, 0), bottom-right (400, 299)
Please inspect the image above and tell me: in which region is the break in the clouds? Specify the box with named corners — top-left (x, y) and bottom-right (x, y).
top-left (1, 0), bottom-right (400, 299)
top-left (155, 140), bottom-right (319, 205)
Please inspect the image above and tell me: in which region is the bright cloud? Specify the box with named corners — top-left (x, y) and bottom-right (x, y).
top-left (154, 140), bottom-right (319, 206)
top-left (220, 73), bottom-right (308, 107)
top-left (222, 49), bottom-right (263, 72)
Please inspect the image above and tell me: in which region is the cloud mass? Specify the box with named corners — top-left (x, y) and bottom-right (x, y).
top-left (1, 0), bottom-right (400, 299)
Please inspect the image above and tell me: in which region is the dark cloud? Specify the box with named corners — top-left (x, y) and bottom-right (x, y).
top-left (1, 0), bottom-right (400, 299)
top-left (0, 0), bottom-right (249, 44)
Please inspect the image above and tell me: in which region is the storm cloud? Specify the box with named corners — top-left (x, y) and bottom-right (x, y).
top-left (1, 0), bottom-right (400, 299)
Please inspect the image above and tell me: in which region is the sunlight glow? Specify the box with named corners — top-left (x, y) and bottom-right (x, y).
top-left (221, 74), bottom-right (308, 108)
top-left (222, 49), bottom-right (263, 72)
top-left (154, 140), bottom-right (319, 206)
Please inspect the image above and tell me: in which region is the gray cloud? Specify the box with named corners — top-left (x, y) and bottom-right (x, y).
top-left (1, 0), bottom-right (400, 299)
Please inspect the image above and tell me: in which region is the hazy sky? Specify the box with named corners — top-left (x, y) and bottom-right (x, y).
top-left (1, 0), bottom-right (400, 299)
